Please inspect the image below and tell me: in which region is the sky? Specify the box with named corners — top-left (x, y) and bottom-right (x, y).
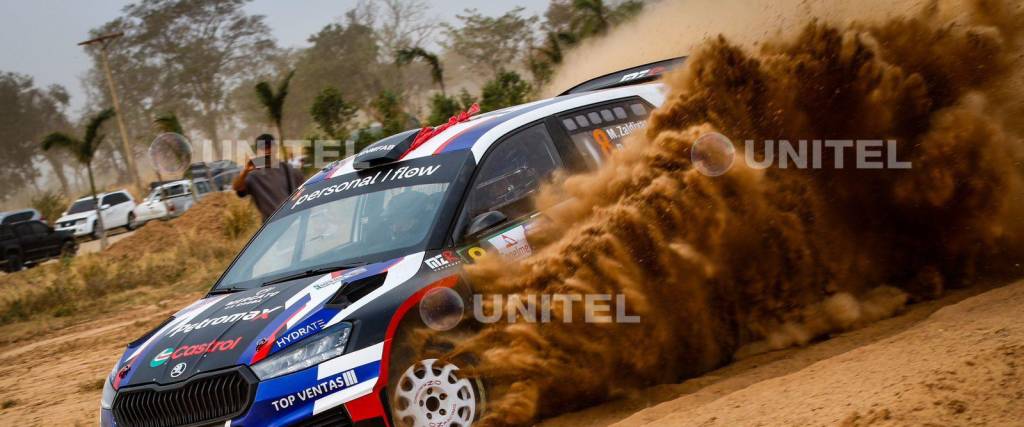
top-left (0, 0), bottom-right (548, 118)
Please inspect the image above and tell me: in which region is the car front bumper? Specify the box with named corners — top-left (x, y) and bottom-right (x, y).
top-left (100, 345), bottom-right (389, 427)
top-left (56, 221), bottom-right (92, 238)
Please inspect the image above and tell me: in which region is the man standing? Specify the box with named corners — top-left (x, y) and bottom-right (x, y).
top-left (233, 134), bottom-right (305, 221)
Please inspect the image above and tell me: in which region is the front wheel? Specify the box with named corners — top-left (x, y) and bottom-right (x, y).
top-left (4, 253), bottom-right (22, 273)
top-left (60, 240), bottom-right (78, 259)
top-left (391, 359), bottom-right (482, 427)
top-left (125, 213), bottom-right (137, 231)
top-left (386, 284), bottom-right (486, 427)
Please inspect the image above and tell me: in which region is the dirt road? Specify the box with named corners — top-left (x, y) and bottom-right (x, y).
top-left (0, 281), bottom-right (1020, 426)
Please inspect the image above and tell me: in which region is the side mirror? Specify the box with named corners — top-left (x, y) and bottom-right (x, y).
top-left (100, 204), bottom-right (111, 211)
top-left (465, 211), bottom-right (507, 240)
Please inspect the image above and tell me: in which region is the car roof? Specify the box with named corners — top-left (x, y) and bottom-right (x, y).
top-left (307, 83), bottom-right (665, 185)
top-left (74, 189), bottom-right (130, 201)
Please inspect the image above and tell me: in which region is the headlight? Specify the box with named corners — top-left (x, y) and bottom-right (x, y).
top-left (251, 322), bottom-right (352, 380)
top-left (100, 378), bottom-right (116, 409)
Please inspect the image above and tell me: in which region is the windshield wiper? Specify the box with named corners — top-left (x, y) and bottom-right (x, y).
top-left (260, 262), bottom-right (368, 287)
top-left (208, 286), bottom-right (247, 295)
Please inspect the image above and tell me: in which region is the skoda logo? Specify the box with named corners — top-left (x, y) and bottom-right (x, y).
top-left (170, 362), bottom-right (187, 378)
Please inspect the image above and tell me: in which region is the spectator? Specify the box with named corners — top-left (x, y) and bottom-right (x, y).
top-left (233, 134), bottom-right (304, 221)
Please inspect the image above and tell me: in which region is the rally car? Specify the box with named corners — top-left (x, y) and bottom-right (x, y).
top-left (101, 58), bottom-right (682, 427)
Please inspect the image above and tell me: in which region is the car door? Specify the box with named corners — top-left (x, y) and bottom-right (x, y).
top-left (12, 222), bottom-right (43, 259)
top-left (453, 122), bottom-right (564, 263)
top-left (28, 221), bottom-right (61, 255)
top-left (101, 193), bottom-right (125, 228)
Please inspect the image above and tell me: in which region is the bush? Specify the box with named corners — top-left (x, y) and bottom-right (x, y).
top-left (223, 197), bottom-right (259, 239)
top-left (31, 190), bottom-right (68, 224)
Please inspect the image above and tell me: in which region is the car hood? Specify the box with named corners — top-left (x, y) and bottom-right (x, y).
top-left (57, 211), bottom-right (95, 223)
top-left (113, 262), bottom-right (395, 389)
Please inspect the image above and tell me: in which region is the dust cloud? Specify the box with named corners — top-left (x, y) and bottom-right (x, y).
top-left (428, 1), bottom-right (1024, 426)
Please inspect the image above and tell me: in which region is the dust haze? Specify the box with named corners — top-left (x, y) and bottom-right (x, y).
top-left (421, 0), bottom-right (1024, 426)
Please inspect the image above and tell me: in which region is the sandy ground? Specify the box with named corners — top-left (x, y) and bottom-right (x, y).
top-left (0, 281), bottom-right (1020, 426)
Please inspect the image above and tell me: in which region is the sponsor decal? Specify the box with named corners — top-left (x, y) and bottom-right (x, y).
top-left (603, 120), bottom-right (646, 140)
top-left (274, 318), bottom-right (326, 350)
top-left (291, 163), bottom-right (443, 209)
top-left (170, 363), bottom-right (187, 378)
top-left (312, 267), bottom-right (367, 290)
top-left (487, 225), bottom-right (532, 260)
top-left (150, 348), bottom-right (173, 367)
top-left (152, 337), bottom-right (243, 367)
top-left (167, 306), bottom-right (282, 336)
top-left (424, 250), bottom-right (460, 271)
top-left (270, 370), bottom-right (359, 411)
top-left (618, 66), bottom-right (665, 82)
top-left (224, 287), bottom-right (280, 309)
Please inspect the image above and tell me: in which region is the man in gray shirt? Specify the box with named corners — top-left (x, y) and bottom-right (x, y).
top-left (233, 134), bottom-right (305, 221)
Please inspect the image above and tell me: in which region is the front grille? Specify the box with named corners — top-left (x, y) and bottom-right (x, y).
top-left (112, 368), bottom-right (256, 427)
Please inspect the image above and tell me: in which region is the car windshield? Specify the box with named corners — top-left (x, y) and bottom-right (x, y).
top-left (215, 152), bottom-right (471, 291)
top-left (145, 188), bottom-right (164, 201)
top-left (67, 198), bottom-right (97, 214)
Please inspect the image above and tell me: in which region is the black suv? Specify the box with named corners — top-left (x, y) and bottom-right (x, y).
top-left (1, 220), bottom-right (77, 272)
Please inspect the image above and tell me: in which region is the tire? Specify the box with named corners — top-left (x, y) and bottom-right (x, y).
top-left (60, 240), bottom-right (78, 259)
top-left (91, 221), bottom-right (100, 240)
top-left (126, 213), bottom-right (137, 231)
top-left (4, 253), bottom-right (22, 273)
top-left (386, 286), bottom-right (486, 427)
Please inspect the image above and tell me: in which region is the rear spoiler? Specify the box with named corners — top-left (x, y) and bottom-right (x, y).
top-left (558, 57), bottom-right (686, 96)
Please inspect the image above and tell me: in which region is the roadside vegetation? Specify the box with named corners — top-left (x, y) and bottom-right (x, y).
top-left (0, 193), bottom-right (258, 342)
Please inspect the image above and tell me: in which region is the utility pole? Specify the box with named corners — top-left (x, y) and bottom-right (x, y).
top-left (79, 32), bottom-right (144, 192)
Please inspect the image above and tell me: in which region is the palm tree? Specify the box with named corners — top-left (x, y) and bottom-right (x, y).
top-left (396, 47), bottom-right (445, 95)
top-left (254, 70), bottom-right (296, 144)
top-left (153, 111), bottom-right (184, 135)
top-left (42, 108), bottom-right (116, 250)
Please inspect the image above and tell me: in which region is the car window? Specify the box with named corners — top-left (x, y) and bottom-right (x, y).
top-left (195, 181), bottom-right (212, 194)
top-left (556, 98), bottom-right (654, 170)
top-left (165, 185), bottom-right (187, 197)
top-left (103, 192), bottom-right (129, 205)
top-left (2, 211), bottom-right (33, 224)
top-left (462, 123), bottom-right (561, 226)
top-left (29, 222), bottom-right (48, 235)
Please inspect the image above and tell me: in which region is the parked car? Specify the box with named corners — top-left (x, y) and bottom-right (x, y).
top-left (102, 58), bottom-right (681, 427)
top-left (212, 168), bottom-right (240, 191)
top-left (132, 179), bottom-right (214, 227)
top-left (1, 220), bottom-right (76, 272)
top-left (185, 160), bottom-right (240, 181)
top-left (55, 190), bottom-right (137, 239)
top-left (0, 208), bottom-right (43, 225)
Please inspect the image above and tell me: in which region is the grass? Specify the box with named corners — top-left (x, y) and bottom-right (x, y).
top-left (0, 195), bottom-right (260, 333)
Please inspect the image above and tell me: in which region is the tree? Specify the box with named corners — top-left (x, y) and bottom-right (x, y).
top-left (371, 90), bottom-right (407, 137)
top-left (310, 87), bottom-right (358, 142)
top-left (0, 73), bottom-right (75, 201)
top-left (443, 8), bottom-right (537, 77)
top-left (427, 89), bottom-right (476, 125)
top-left (528, 0), bottom-right (644, 85)
top-left (42, 108), bottom-right (117, 250)
top-left (254, 70), bottom-right (296, 144)
top-left (480, 71), bottom-right (532, 112)
top-left (89, 0), bottom-right (278, 159)
top-left (396, 47), bottom-right (445, 94)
